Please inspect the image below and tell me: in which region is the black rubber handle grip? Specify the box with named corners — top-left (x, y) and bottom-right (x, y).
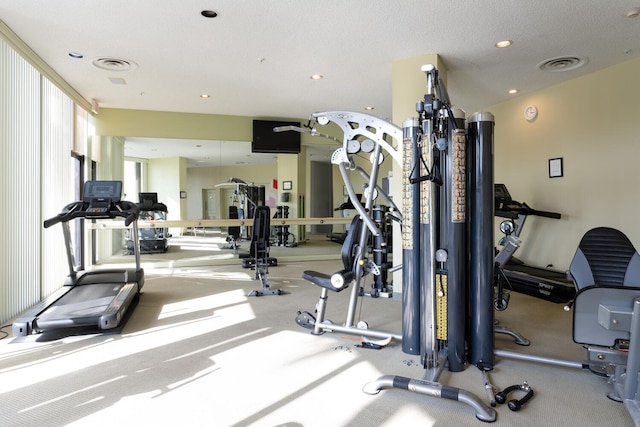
top-left (124, 213), bottom-right (136, 227)
top-left (43, 215), bottom-right (62, 229)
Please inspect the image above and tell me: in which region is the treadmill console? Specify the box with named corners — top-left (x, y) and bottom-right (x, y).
top-left (495, 183), bottom-right (522, 211)
top-left (83, 181), bottom-right (122, 214)
top-left (494, 183), bottom-right (561, 220)
top-left (139, 192), bottom-right (158, 207)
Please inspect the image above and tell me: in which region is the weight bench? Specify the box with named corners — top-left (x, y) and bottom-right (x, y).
top-left (297, 217), bottom-right (376, 335)
top-left (222, 205), bottom-right (241, 252)
top-left (246, 206), bottom-right (282, 297)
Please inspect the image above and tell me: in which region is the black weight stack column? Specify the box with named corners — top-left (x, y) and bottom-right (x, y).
top-left (401, 118), bottom-right (421, 356)
top-left (467, 112), bottom-right (495, 370)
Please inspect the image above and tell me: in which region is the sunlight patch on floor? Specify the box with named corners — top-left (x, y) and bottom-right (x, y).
top-left (0, 301), bottom-right (257, 397)
top-left (158, 289), bottom-right (248, 320)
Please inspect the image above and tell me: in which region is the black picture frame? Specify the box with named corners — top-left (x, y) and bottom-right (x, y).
top-left (549, 158), bottom-right (563, 178)
top-left (282, 181), bottom-right (292, 190)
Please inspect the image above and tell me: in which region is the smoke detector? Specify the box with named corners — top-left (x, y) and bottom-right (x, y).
top-left (537, 56), bottom-right (588, 73)
top-left (92, 57), bottom-right (138, 72)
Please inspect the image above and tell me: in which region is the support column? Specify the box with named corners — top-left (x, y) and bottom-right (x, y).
top-left (391, 54), bottom-right (446, 299)
top-left (277, 147), bottom-right (306, 241)
top-left (392, 55), bottom-right (446, 360)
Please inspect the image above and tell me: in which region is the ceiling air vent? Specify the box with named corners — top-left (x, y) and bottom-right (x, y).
top-left (537, 56), bottom-right (588, 72)
top-left (92, 57), bottom-right (138, 71)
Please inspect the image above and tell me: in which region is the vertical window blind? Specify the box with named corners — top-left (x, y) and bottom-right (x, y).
top-left (1, 38), bottom-right (76, 325)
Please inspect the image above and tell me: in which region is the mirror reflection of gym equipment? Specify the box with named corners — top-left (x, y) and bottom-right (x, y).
top-left (125, 192), bottom-right (170, 254)
top-left (292, 64), bottom-right (640, 423)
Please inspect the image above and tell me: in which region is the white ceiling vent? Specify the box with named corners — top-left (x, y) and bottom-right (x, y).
top-left (92, 57), bottom-right (138, 72)
top-left (537, 56), bottom-right (588, 72)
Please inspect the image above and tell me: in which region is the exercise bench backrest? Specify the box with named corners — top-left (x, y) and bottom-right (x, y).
top-left (569, 226), bottom-right (640, 290)
top-left (341, 216), bottom-right (363, 272)
top-left (228, 206), bottom-right (240, 239)
top-left (250, 206), bottom-right (270, 259)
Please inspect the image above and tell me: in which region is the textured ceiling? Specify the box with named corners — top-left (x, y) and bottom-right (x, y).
top-left (2, 0), bottom-right (640, 165)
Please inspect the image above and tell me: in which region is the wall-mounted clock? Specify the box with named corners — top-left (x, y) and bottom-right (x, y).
top-left (524, 105), bottom-right (538, 122)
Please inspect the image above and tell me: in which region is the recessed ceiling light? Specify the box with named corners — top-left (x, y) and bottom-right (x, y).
top-left (507, 89), bottom-right (519, 94)
top-left (310, 74), bottom-right (323, 80)
top-left (68, 52), bottom-right (84, 59)
top-left (200, 94), bottom-right (210, 98)
top-left (364, 106), bottom-right (375, 110)
top-left (495, 40), bottom-right (512, 48)
top-left (625, 7), bottom-right (640, 18)
top-left (201, 10), bottom-right (219, 18)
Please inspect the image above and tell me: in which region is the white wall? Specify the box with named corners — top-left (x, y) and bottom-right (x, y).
top-left (488, 55), bottom-right (640, 271)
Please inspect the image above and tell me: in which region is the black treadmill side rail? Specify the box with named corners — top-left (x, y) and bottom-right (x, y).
top-left (502, 265), bottom-right (575, 303)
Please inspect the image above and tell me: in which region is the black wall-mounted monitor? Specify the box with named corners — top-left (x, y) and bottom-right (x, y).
top-left (252, 120), bottom-right (301, 154)
top-left (139, 192), bottom-right (158, 206)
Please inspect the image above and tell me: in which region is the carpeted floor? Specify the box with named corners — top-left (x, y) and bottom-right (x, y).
top-left (0, 252), bottom-right (635, 426)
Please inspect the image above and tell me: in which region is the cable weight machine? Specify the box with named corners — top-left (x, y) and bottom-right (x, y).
top-left (362, 65), bottom-right (497, 422)
top-left (293, 64), bottom-right (503, 421)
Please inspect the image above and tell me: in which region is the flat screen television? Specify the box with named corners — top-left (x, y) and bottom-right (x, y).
top-left (252, 120), bottom-right (301, 154)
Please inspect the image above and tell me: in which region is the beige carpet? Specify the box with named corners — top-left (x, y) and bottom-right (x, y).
top-left (0, 258), bottom-right (634, 426)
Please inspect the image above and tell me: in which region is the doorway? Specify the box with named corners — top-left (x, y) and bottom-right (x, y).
top-left (202, 188), bottom-right (219, 219)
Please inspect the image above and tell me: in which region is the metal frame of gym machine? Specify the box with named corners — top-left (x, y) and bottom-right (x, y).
top-left (296, 64), bottom-right (501, 421)
top-left (294, 110), bottom-right (404, 342)
top-left (361, 65), bottom-right (497, 422)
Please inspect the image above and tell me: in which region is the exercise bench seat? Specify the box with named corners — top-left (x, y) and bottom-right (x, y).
top-left (303, 269), bottom-right (353, 292)
top-left (302, 216), bottom-right (362, 291)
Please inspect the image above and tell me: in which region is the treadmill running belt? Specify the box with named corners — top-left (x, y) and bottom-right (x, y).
top-left (34, 282), bottom-right (138, 330)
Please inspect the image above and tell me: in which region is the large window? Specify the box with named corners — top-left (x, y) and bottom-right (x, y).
top-left (0, 35), bottom-right (77, 324)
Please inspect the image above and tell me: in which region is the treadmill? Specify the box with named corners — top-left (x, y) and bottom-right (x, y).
top-left (12, 181), bottom-right (144, 337)
top-left (494, 184), bottom-right (575, 303)
top-left (124, 192), bottom-right (169, 254)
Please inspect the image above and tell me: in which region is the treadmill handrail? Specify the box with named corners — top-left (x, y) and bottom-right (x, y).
top-left (495, 206), bottom-right (561, 220)
top-left (44, 200), bottom-right (140, 228)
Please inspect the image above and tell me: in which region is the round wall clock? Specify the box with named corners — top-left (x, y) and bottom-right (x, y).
top-left (524, 105), bottom-right (538, 121)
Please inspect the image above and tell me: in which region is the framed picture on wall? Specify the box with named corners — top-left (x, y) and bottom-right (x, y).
top-left (549, 158), bottom-right (563, 178)
top-left (282, 181), bottom-right (292, 190)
